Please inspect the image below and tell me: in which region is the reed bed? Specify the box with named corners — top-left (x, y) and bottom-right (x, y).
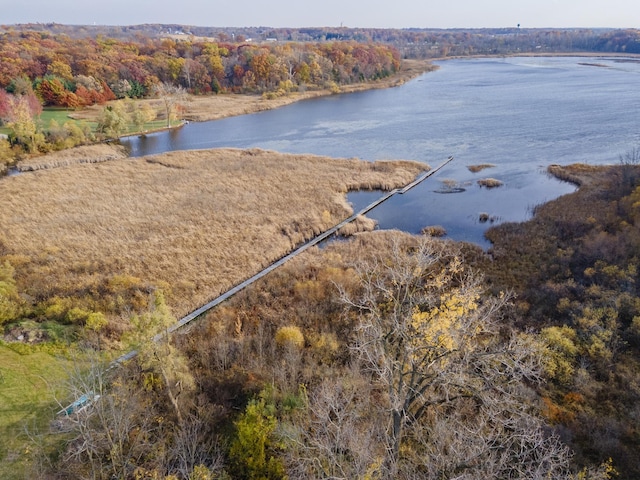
top-left (467, 163), bottom-right (495, 173)
top-left (16, 144), bottom-right (128, 171)
top-left (477, 177), bottom-right (504, 188)
top-left (547, 163), bottom-right (603, 186)
top-left (421, 225), bottom-right (447, 237)
top-left (0, 148), bottom-right (425, 319)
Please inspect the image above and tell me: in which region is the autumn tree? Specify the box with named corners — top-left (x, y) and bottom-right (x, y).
top-left (336, 234), bottom-right (573, 477)
top-left (153, 82), bottom-right (187, 127)
top-left (96, 101), bottom-right (129, 137)
top-left (128, 290), bottom-right (196, 425)
top-left (128, 99), bottom-right (157, 132)
top-left (6, 94), bottom-right (44, 152)
top-left (0, 88), bottom-right (12, 122)
top-left (0, 137), bottom-right (13, 170)
top-left (36, 76), bottom-right (79, 107)
top-left (229, 393), bottom-right (286, 480)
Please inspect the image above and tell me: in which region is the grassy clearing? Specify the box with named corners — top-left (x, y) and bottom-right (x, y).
top-left (39, 106), bottom-right (181, 135)
top-left (0, 148), bottom-right (426, 326)
top-left (37, 108), bottom-right (90, 129)
top-left (0, 344), bottom-right (70, 480)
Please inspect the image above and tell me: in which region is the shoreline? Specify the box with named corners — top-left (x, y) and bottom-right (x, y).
top-left (430, 50), bottom-right (640, 62)
top-left (177, 58), bottom-right (437, 123)
top-left (10, 52), bottom-right (638, 173)
top-left (85, 52), bottom-right (640, 127)
top-left (65, 58), bottom-right (437, 127)
top-left (5, 59), bottom-right (435, 173)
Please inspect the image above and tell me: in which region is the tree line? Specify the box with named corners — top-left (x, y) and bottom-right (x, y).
top-left (0, 31), bottom-right (401, 106)
top-left (5, 23), bottom-right (639, 58)
top-left (0, 30), bottom-right (401, 166)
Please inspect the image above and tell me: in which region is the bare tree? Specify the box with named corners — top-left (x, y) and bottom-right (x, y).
top-left (336, 234), bottom-right (570, 477)
top-left (169, 410), bottom-right (225, 478)
top-left (285, 371), bottom-right (387, 479)
top-left (619, 146), bottom-right (640, 165)
top-left (51, 294), bottom-right (198, 478)
top-left (618, 146), bottom-right (640, 189)
top-left (54, 355), bottom-right (158, 480)
top-left (153, 82), bottom-right (187, 128)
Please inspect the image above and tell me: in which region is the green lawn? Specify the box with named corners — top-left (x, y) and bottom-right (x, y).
top-left (0, 108), bottom-right (179, 138)
top-left (0, 108), bottom-right (96, 136)
top-left (37, 107), bottom-right (98, 132)
top-left (0, 344), bottom-right (71, 479)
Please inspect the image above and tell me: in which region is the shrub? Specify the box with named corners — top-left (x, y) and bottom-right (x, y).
top-left (421, 225), bottom-right (447, 237)
top-left (274, 325), bottom-right (305, 350)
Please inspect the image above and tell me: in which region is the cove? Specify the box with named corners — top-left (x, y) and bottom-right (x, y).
top-left (122, 56), bottom-right (640, 247)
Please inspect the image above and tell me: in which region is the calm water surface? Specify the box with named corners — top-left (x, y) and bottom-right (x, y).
top-left (122, 57), bottom-right (640, 247)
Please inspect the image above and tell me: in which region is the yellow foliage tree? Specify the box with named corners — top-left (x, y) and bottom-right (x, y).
top-left (341, 235), bottom-right (548, 473)
top-left (541, 325), bottom-right (579, 385)
top-left (129, 290), bottom-right (195, 425)
top-left (274, 325), bottom-right (305, 350)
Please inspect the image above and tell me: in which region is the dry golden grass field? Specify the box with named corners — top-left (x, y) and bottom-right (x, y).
top-left (0, 148), bottom-right (426, 328)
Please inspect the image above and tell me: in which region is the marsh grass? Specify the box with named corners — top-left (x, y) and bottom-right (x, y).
top-left (17, 144), bottom-right (127, 171)
top-left (547, 163), bottom-right (601, 186)
top-left (477, 177), bottom-right (504, 188)
top-left (467, 163), bottom-right (495, 173)
top-left (0, 148), bottom-right (425, 322)
top-left (421, 225), bottom-right (447, 237)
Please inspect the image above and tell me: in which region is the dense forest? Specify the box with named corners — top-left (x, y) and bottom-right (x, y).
top-left (1, 23), bottom-right (640, 479)
top-left (4, 23), bottom-right (640, 56)
top-left (0, 30), bottom-right (401, 101)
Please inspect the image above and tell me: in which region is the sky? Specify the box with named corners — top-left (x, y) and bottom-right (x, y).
top-left (2, 0), bottom-right (639, 29)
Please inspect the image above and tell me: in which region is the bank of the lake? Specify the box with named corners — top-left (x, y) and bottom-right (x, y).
top-left (67, 59), bottom-right (436, 126)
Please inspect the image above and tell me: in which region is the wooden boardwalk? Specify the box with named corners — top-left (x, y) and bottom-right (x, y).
top-left (111, 155), bottom-right (453, 366)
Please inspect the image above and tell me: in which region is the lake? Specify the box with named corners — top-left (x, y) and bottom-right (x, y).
top-left (122, 56), bottom-right (640, 247)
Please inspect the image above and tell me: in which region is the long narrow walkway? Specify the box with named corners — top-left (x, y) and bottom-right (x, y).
top-left (112, 156), bottom-right (453, 366)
